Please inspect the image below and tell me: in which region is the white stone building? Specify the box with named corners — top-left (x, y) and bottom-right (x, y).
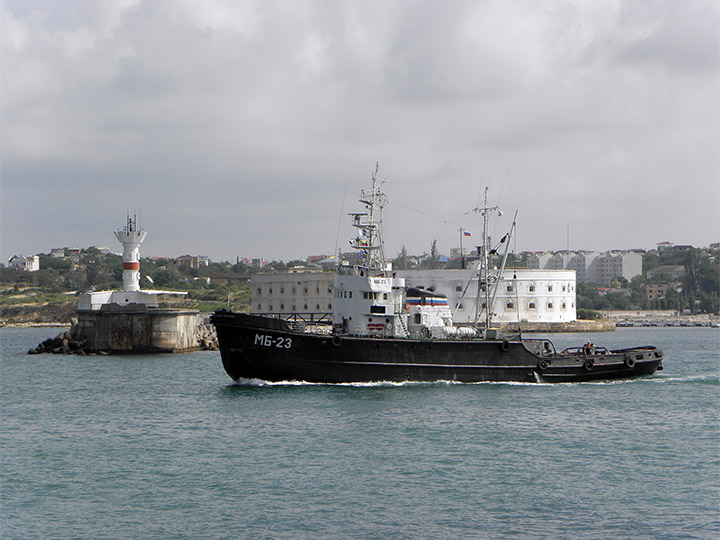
top-left (253, 268), bottom-right (577, 325)
top-left (397, 269), bottom-right (577, 324)
top-left (252, 271), bottom-right (335, 318)
top-left (8, 255), bottom-right (40, 272)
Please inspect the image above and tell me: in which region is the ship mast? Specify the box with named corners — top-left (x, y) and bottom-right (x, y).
top-left (469, 187), bottom-right (501, 330)
top-left (349, 163), bottom-right (388, 276)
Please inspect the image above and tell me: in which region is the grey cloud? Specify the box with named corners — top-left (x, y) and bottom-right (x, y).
top-left (2, 0), bottom-right (718, 264)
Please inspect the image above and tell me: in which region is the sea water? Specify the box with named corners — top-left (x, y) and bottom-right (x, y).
top-left (1, 327), bottom-right (718, 540)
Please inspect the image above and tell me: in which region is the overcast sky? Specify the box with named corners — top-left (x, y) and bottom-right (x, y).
top-left (2, 0), bottom-right (718, 264)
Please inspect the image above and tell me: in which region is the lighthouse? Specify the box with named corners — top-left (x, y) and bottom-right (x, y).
top-left (115, 214), bottom-right (147, 292)
top-left (74, 214), bottom-right (200, 353)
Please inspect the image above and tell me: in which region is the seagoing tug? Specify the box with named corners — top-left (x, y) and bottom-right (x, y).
top-left (211, 166), bottom-right (663, 384)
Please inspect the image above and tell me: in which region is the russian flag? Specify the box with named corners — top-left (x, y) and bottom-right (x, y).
top-left (463, 231), bottom-right (472, 237)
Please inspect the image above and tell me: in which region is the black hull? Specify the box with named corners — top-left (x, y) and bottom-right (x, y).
top-left (211, 311), bottom-right (664, 384)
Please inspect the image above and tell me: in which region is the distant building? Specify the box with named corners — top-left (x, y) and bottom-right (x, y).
top-left (8, 255), bottom-right (40, 272)
top-left (51, 248), bottom-right (65, 258)
top-left (211, 273), bottom-right (251, 284)
top-left (252, 272), bottom-right (334, 318)
top-left (642, 283), bottom-right (679, 301)
top-left (594, 251), bottom-right (642, 285)
top-left (173, 255), bottom-right (202, 269)
top-left (646, 265), bottom-right (686, 280)
top-left (523, 250), bottom-right (641, 285)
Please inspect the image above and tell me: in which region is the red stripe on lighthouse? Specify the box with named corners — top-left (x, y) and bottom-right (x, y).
top-left (123, 262), bottom-right (140, 270)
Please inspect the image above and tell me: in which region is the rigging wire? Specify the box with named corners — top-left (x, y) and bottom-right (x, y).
top-left (333, 180), bottom-right (349, 268)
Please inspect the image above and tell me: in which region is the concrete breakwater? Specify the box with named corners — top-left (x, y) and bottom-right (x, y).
top-left (605, 310), bottom-right (719, 328)
top-left (500, 319), bottom-right (616, 333)
top-left (28, 305), bottom-right (219, 355)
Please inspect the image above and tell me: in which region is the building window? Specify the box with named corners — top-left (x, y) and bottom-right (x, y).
top-left (280, 304), bottom-right (284, 310)
top-left (455, 285), bottom-right (462, 292)
top-left (506, 302), bottom-right (514, 309)
top-left (280, 288), bottom-right (284, 294)
top-left (257, 288), bottom-right (262, 294)
top-left (303, 304), bottom-right (308, 310)
top-left (548, 285), bottom-right (553, 292)
top-left (257, 304), bottom-right (261, 310)
top-left (316, 304), bottom-right (320, 310)
top-left (529, 285), bottom-right (535, 292)
top-left (269, 288), bottom-right (273, 295)
top-left (562, 303), bottom-right (566, 309)
top-left (547, 302), bottom-right (554, 309)
top-left (292, 287), bottom-right (296, 294)
top-left (507, 285), bottom-right (513, 292)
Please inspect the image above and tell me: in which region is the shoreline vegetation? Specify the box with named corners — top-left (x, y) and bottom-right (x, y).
top-left (2, 243), bottom-right (718, 329)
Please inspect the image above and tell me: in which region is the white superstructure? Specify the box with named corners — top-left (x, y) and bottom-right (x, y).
top-left (332, 166), bottom-right (407, 337)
